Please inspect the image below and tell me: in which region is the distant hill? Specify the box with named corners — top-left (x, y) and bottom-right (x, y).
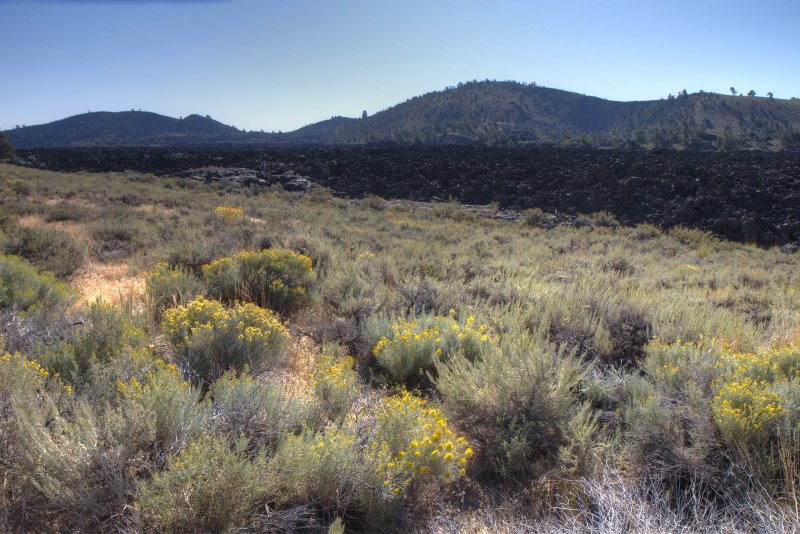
top-left (7, 82), bottom-right (800, 150)
top-left (6, 111), bottom-right (275, 148)
top-left (336, 82), bottom-right (800, 150)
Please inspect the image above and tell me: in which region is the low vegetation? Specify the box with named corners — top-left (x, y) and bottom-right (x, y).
top-left (1, 162), bottom-right (800, 532)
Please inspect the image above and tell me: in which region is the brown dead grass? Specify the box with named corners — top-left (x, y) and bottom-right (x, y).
top-left (17, 213), bottom-right (92, 242)
top-left (263, 334), bottom-right (319, 397)
top-left (15, 214), bottom-right (144, 305)
top-left (71, 260), bottom-right (144, 306)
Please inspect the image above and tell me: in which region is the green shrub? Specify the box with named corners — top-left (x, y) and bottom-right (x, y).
top-left (40, 302), bottom-right (146, 388)
top-left (0, 351), bottom-right (154, 530)
top-left (432, 201), bottom-right (478, 222)
top-left (435, 332), bottom-right (592, 484)
top-left (208, 370), bottom-right (307, 451)
top-left (162, 296), bottom-right (290, 385)
top-left (12, 400), bottom-right (153, 530)
top-left (270, 426), bottom-right (376, 514)
top-left (622, 369), bottom-right (720, 496)
top-left (532, 280), bottom-right (651, 366)
top-left (0, 253), bottom-right (72, 315)
top-left (166, 241), bottom-right (225, 275)
top-left (669, 226), bottom-right (718, 247)
top-left (117, 359), bottom-right (209, 457)
top-left (89, 216), bottom-right (154, 261)
top-left (522, 207), bottom-right (556, 228)
top-left (43, 202), bottom-right (91, 223)
top-left (629, 223), bottom-right (663, 241)
top-left (5, 178), bottom-right (31, 195)
top-left (203, 248), bottom-right (315, 315)
top-left (318, 258), bottom-right (385, 317)
top-left (144, 262), bottom-right (204, 318)
top-left (366, 312), bottom-right (496, 388)
top-left (3, 224), bottom-right (86, 277)
top-left (134, 435), bottom-right (268, 533)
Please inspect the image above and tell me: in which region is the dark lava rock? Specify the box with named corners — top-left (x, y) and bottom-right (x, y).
top-left (15, 146), bottom-right (800, 246)
top-left (283, 177), bottom-right (311, 192)
top-left (177, 166), bottom-right (259, 185)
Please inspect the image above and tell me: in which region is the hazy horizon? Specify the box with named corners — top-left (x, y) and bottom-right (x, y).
top-left (2, 0), bottom-right (799, 132)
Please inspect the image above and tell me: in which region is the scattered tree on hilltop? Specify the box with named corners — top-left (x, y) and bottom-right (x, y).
top-left (747, 90), bottom-right (757, 97)
top-left (730, 87), bottom-right (737, 96)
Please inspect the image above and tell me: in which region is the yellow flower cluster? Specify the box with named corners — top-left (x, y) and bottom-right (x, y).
top-left (1, 351), bottom-right (51, 379)
top-left (163, 296), bottom-right (288, 348)
top-left (374, 391), bottom-right (471, 495)
top-left (372, 313), bottom-right (495, 386)
top-left (116, 358), bottom-right (183, 401)
top-left (162, 296), bottom-right (289, 382)
top-left (202, 249), bottom-right (314, 313)
top-left (313, 355), bottom-right (358, 421)
top-left (711, 343), bottom-right (799, 444)
top-left (0, 351), bottom-right (72, 395)
top-left (314, 355), bottom-right (356, 391)
top-left (234, 249), bottom-right (313, 274)
top-left (214, 205), bottom-right (245, 224)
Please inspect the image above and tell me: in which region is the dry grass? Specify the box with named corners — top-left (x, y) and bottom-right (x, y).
top-left (15, 209), bottom-right (144, 306)
top-left (17, 213), bottom-right (91, 242)
top-left (265, 333), bottom-right (319, 397)
top-left (71, 260), bottom-right (144, 306)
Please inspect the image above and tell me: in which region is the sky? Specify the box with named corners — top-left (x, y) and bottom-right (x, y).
top-left (1, 0), bottom-right (799, 132)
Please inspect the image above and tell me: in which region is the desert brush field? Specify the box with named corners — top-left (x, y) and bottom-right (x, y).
top-left (2, 163), bottom-right (800, 532)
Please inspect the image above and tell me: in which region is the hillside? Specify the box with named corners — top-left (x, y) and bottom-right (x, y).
top-left (7, 82), bottom-right (800, 149)
top-left (340, 82), bottom-right (800, 149)
top-left (6, 111), bottom-right (275, 148)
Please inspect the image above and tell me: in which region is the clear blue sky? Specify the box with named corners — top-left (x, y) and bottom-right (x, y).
top-left (2, 0), bottom-right (798, 132)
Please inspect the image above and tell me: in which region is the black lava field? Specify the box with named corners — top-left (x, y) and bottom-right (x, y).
top-left (17, 147), bottom-right (800, 246)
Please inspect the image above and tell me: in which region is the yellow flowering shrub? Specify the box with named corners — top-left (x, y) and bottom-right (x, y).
top-left (645, 339), bottom-right (800, 467)
top-left (0, 351), bottom-right (72, 398)
top-left (143, 261), bottom-right (204, 317)
top-left (711, 343), bottom-right (800, 446)
top-left (162, 296), bottom-right (289, 384)
top-left (214, 205), bottom-right (245, 224)
top-left (373, 391), bottom-right (471, 495)
top-left (313, 354), bottom-right (359, 422)
top-left (370, 311), bottom-right (495, 387)
top-left (0, 253), bottom-right (72, 316)
top-left (203, 248), bottom-right (314, 314)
